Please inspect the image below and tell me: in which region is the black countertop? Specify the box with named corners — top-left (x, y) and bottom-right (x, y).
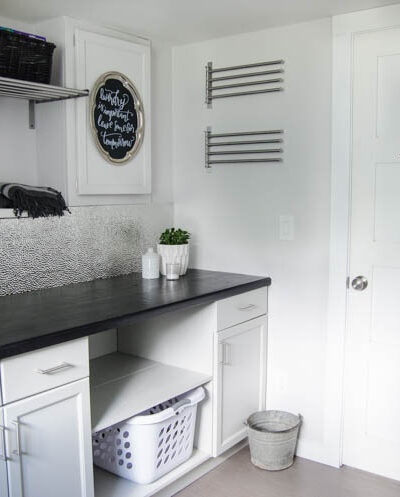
top-left (0, 269), bottom-right (270, 359)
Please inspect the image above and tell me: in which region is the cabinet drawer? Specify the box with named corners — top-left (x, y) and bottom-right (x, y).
top-left (217, 287), bottom-right (267, 331)
top-left (1, 338), bottom-right (89, 404)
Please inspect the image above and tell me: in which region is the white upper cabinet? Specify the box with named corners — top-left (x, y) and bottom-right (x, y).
top-left (35, 18), bottom-right (151, 206)
top-left (74, 29), bottom-right (151, 196)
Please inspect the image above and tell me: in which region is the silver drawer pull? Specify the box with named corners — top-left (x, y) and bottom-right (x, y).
top-left (11, 420), bottom-right (21, 457)
top-left (237, 303), bottom-right (257, 311)
top-left (0, 425), bottom-right (7, 461)
top-left (223, 343), bottom-right (231, 366)
top-left (220, 342), bottom-right (232, 366)
top-left (36, 362), bottom-right (73, 375)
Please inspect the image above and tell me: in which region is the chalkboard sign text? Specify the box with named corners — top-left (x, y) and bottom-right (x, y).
top-left (90, 72), bottom-right (144, 164)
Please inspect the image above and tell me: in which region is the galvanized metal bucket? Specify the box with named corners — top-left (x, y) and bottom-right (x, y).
top-left (247, 410), bottom-right (301, 471)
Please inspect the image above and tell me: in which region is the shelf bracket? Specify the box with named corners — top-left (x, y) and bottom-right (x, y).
top-left (29, 100), bottom-right (35, 130)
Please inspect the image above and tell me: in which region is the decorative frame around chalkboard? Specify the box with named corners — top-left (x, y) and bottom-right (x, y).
top-left (90, 71), bottom-right (144, 165)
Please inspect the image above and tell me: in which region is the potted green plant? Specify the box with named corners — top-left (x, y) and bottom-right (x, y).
top-left (157, 228), bottom-right (190, 276)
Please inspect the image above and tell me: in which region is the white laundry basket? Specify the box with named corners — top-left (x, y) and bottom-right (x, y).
top-left (92, 386), bottom-right (205, 484)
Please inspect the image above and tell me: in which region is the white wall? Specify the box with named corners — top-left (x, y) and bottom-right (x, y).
top-left (172, 18), bottom-right (333, 464)
top-left (1, 11), bottom-right (335, 465)
top-left (0, 16), bottom-right (38, 185)
top-left (151, 42), bottom-right (173, 203)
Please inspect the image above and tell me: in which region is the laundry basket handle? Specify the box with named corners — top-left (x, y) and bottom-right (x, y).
top-left (172, 399), bottom-right (191, 412)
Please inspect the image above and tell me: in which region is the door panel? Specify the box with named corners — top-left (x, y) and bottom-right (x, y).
top-left (213, 317), bottom-right (267, 456)
top-left (4, 379), bottom-right (94, 497)
top-left (344, 27), bottom-right (400, 480)
top-left (366, 344), bottom-right (400, 442)
top-left (371, 266), bottom-right (400, 345)
top-left (75, 29), bottom-right (151, 195)
top-left (374, 164), bottom-right (400, 243)
top-left (0, 409), bottom-right (8, 497)
top-left (377, 54), bottom-right (400, 138)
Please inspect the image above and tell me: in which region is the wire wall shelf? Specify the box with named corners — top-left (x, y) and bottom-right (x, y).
top-left (205, 59), bottom-right (284, 106)
top-left (205, 127), bottom-right (284, 168)
top-left (0, 76), bottom-right (89, 128)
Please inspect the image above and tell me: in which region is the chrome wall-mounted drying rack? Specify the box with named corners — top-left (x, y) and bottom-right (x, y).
top-left (0, 76), bottom-right (89, 128)
top-left (205, 127), bottom-right (284, 168)
top-left (205, 59), bottom-right (284, 106)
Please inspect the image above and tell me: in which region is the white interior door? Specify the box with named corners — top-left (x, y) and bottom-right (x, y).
top-left (343, 27), bottom-right (400, 480)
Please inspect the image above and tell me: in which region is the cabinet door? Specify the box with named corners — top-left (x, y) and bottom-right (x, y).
top-left (213, 316), bottom-right (267, 456)
top-left (75, 29), bottom-right (151, 196)
top-left (4, 379), bottom-right (94, 497)
top-left (0, 409), bottom-right (8, 497)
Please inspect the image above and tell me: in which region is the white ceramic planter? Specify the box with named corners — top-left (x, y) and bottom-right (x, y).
top-left (157, 244), bottom-right (189, 276)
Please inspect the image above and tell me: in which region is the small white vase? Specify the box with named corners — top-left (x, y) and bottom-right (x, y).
top-left (157, 244), bottom-right (189, 276)
top-left (141, 247), bottom-right (160, 279)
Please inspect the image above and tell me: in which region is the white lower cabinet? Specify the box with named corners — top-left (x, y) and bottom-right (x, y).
top-left (3, 378), bottom-right (94, 497)
top-left (0, 409), bottom-right (8, 497)
top-left (213, 316), bottom-right (267, 456)
top-left (0, 288), bottom-right (269, 496)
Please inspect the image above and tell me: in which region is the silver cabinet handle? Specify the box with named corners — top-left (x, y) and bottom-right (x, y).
top-left (220, 342), bottom-right (232, 366)
top-left (35, 362), bottom-right (73, 375)
top-left (11, 420), bottom-right (21, 457)
top-left (237, 303), bottom-right (257, 311)
top-left (218, 343), bottom-right (224, 365)
top-left (0, 426), bottom-right (7, 461)
top-left (224, 343), bottom-right (231, 365)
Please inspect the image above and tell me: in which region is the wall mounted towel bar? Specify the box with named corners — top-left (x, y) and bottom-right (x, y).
top-left (205, 60), bottom-right (284, 105)
top-left (205, 128), bottom-right (284, 168)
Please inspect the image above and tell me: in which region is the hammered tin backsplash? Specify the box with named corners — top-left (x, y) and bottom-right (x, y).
top-left (0, 203), bottom-right (173, 296)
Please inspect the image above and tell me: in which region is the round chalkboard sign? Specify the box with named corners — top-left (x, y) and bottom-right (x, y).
top-left (90, 72), bottom-right (144, 164)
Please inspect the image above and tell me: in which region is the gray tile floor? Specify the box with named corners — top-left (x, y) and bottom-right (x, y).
top-left (175, 447), bottom-right (400, 497)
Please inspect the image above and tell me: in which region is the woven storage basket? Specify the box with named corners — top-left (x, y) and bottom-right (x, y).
top-left (0, 30), bottom-right (55, 83)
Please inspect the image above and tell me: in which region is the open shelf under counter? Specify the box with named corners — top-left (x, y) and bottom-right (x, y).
top-left (93, 449), bottom-right (210, 497)
top-left (90, 352), bottom-right (212, 432)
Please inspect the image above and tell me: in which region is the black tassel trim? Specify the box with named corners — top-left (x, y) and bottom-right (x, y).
top-left (9, 189), bottom-right (70, 219)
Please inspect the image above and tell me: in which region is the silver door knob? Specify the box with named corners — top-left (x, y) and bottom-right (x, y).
top-left (351, 276), bottom-right (368, 291)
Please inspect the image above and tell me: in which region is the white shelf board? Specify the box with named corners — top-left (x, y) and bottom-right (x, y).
top-left (90, 352), bottom-right (212, 432)
top-left (0, 209), bottom-right (26, 219)
top-left (94, 449), bottom-right (210, 497)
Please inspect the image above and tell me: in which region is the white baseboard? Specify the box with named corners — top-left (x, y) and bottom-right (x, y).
top-left (296, 439), bottom-right (340, 468)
